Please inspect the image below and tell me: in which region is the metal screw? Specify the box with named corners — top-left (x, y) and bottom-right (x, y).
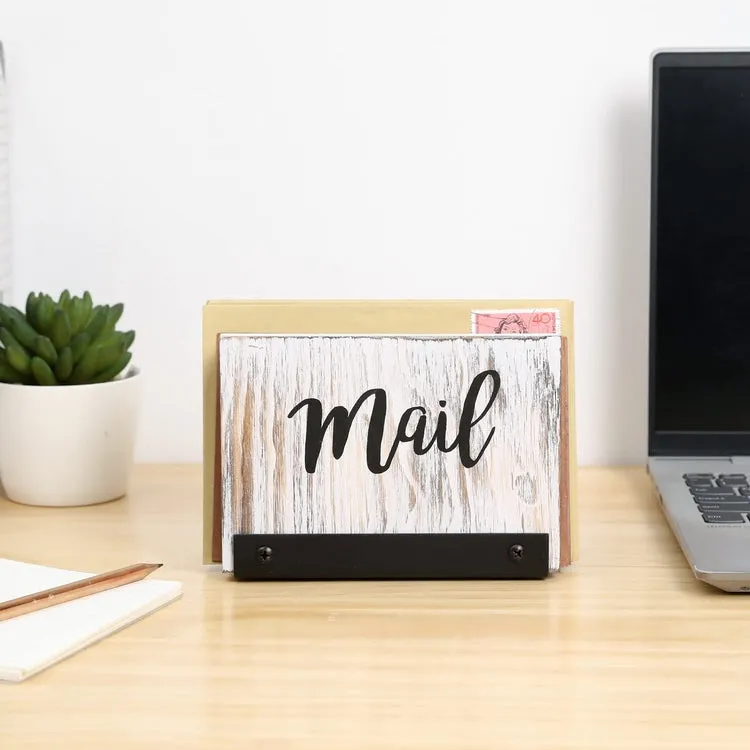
top-left (508, 544), bottom-right (524, 562)
top-left (257, 545), bottom-right (273, 563)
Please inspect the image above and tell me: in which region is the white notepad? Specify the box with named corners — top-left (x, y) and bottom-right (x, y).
top-left (0, 558), bottom-right (183, 682)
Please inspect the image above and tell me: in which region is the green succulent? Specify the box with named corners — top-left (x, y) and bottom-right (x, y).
top-left (0, 290), bottom-right (135, 386)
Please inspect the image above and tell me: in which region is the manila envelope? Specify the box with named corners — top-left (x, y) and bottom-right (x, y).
top-left (202, 299), bottom-right (578, 565)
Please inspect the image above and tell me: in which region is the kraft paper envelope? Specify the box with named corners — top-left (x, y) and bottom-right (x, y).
top-left (202, 299), bottom-right (578, 565)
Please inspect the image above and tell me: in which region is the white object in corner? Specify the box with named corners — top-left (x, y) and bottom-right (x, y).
top-left (0, 557), bottom-right (182, 682)
top-left (0, 368), bottom-right (141, 506)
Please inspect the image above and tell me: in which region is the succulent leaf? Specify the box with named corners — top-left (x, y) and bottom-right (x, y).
top-left (91, 350), bottom-right (132, 383)
top-left (50, 308), bottom-right (72, 350)
top-left (0, 326), bottom-right (31, 373)
top-left (33, 335), bottom-right (58, 366)
top-left (35, 295), bottom-right (56, 335)
top-left (31, 356), bottom-right (57, 385)
top-left (54, 346), bottom-right (74, 380)
top-left (25, 293), bottom-right (38, 326)
top-left (70, 331), bottom-right (92, 364)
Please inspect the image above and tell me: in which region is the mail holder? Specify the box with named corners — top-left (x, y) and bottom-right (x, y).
top-left (217, 333), bottom-right (571, 581)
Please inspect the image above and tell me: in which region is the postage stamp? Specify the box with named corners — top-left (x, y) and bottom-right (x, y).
top-left (470, 308), bottom-right (561, 335)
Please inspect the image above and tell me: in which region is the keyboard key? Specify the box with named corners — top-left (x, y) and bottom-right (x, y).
top-left (684, 473), bottom-right (715, 478)
top-left (689, 487), bottom-right (738, 497)
top-left (698, 502), bottom-right (750, 512)
top-left (685, 477), bottom-right (715, 487)
top-left (697, 497), bottom-right (750, 506)
top-left (717, 475), bottom-right (749, 487)
top-left (702, 511), bottom-right (746, 523)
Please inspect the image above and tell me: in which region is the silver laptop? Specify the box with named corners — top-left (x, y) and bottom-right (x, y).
top-left (647, 51), bottom-right (750, 592)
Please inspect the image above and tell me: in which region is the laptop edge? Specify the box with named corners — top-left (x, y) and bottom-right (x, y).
top-left (647, 50), bottom-right (750, 592)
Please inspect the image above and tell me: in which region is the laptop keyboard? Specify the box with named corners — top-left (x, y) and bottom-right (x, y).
top-left (683, 473), bottom-right (750, 524)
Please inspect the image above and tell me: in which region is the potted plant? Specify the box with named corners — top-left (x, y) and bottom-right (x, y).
top-left (0, 290), bottom-right (140, 507)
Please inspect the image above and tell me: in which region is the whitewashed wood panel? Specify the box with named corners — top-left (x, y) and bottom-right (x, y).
top-left (218, 334), bottom-right (569, 573)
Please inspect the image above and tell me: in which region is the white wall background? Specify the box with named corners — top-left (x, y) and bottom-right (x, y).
top-left (0, 0), bottom-right (748, 465)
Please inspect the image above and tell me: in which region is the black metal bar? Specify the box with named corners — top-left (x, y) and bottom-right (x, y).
top-left (232, 533), bottom-right (549, 581)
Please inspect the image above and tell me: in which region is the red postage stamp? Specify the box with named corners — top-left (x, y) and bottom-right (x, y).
top-left (471, 308), bottom-right (560, 335)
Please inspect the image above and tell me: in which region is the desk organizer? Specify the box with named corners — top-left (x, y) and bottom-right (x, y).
top-left (202, 299), bottom-right (579, 566)
top-left (216, 332), bottom-right (571, 580)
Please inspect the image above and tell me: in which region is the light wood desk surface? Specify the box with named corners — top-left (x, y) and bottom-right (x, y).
top-left (1, 465), bottom-right (749, 749)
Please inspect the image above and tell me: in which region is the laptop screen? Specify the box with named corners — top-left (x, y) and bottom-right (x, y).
top-left (651, 55), bottom-right (750, 450)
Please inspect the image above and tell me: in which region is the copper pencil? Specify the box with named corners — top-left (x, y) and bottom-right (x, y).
top-left (0, 563), bottom-right (163, 622)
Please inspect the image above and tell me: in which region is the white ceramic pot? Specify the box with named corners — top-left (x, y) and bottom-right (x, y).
top-left (0, 367), bottom-right (141, 506)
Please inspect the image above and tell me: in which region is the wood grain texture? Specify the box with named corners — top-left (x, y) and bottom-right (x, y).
top-left (219, 334), bottom-right (568, 573)
top-left (202, 299), bottom-right (579, 566)
top-left (558, 337), bottom-right (571, 568)
top-left (5, 466), bottom-right (750, 750)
